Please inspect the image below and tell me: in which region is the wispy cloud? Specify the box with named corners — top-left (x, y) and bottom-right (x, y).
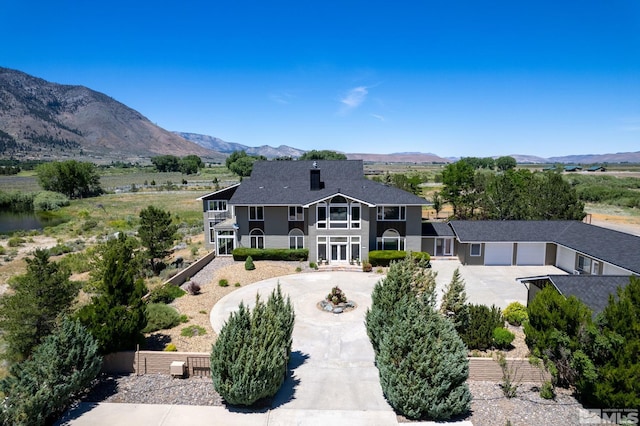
top-left (269, 92), bottom-right (295, 104)
top-left (339, 86), bottom-right (368, 114)
top-left (370, 113), bottom-right (385, 121)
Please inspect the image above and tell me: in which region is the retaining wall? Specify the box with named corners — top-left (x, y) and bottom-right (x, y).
top-left (103, 351), bottom-right (549, 382)
top-left (102, 350), bottom-right (211, 377)
top-left (164, 250), bottom-right (216, 287)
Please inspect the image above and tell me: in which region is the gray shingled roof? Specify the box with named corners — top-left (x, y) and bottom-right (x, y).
top-left (229, 160), bottom-right (427, 206)
top-left (422, 222), bottom-right (456, 237)
top-left (547, 275), bottom-right (632, 314)
top-left (450, 220), bottom-right (640, 274)
top-left (555, 222), bottom-right (640, 275)
top-left (449, 220), bottom-right (573, 242)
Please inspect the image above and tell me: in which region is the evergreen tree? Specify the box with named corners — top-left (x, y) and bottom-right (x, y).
top-left (365, 255), bottom-right (436, 354)
top-left (591, 276), bottom-right (640, 408)
top-left (138, 205), bottom-right (178, 274)
top-left (76, 234), bottom-right (147, 354)
top-left (0, 317), bottom-right (101, 426)
top-left (377, 297), bottom-right (471, 420)
top-left (0, 249), bottom-right (79, 362)
top-left (210, 284), bottom-right (294, 406)
top-left (440, 267), bottom-right (469, 335)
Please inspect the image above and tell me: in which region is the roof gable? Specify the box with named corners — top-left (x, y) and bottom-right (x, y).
top-left (548, 275), bottom-right (632, 314)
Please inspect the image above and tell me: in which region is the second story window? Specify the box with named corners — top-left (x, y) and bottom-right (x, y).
top-left (208, 200), bottom-right (227, 211)
top-left (289, 206), bottom-right (303, 221)
top-left (317, 203), bottom-right (327, 229)
top-left (377, 205), bottom-right (406, 221)
top-left (249, 206), bottom-right (264, 221)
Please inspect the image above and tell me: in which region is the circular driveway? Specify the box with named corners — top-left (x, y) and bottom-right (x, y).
top-left (210, 271), bottom-right (395, 412)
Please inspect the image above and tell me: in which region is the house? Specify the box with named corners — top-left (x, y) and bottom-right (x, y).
top-left (586, 165), bottom-right (606, 172)
top-left (198, 160), bottom-right (428, 262)
top-left (198, 164), bottom-right (639, 311)
top-left (564, 165), bottom-right (582, 172)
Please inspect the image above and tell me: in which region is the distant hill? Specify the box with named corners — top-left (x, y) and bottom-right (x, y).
top-left (176, 132), bottom-right (306, 159)
top-left (347, 152), bottom-right (451, 163)
top-left (0, 67), bottom-right (225, 163)
top-left (546, 152), bottom-right (640, 164)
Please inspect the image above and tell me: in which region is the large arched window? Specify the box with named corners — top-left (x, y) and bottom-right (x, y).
top-left (289, 228), bottom-right (304, 249)
top-left (378, 229), bottom-right (405, 251)
top-left (249, 228), bottom-right (264, 249)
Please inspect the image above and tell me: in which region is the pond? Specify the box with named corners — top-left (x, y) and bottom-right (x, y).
top-left (0, 211), bottom-right (66, 234)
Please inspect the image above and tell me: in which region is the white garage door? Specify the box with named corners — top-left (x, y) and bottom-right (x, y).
top-left (516, 243), bottom-right (546, 265)
top-left (484, 243), bottom-right (513, 265)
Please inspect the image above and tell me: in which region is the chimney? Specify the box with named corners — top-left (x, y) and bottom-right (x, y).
top-left (310, 163), bottom-right (324, 191)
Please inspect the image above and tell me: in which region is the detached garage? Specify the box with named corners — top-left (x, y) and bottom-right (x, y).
top-left (484, 243), bottom-right (514, 265)
top-left (516, 242), bottom-right (546, 266)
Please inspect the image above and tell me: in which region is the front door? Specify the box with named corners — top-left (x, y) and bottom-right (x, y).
top-left (435, 238), bottom-right (453, 256)
top-left (331, 243), bottom-right (348, 262)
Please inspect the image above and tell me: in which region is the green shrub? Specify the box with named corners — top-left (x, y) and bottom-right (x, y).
top-left (33, 191), bottom-right (70, 211)
top-left (143, 303), bottom-right (183, 333)
top-left (0, 318), bottom-right (101, 425)
top-left (164, 343), bottom-right (178, 352)
top-left (540, 380), bottom-right (555, 399)
top-left (7, 237), bottom-right (25, 247)
top-left (234, 282), bottom-right (241, 287)
top-left (462, 304), bottom-right (503, 350)
top-left (244, 255), bottom-right (255, 270)
top-left (48, 243), bottom-right (73, 256)
top-left (368, 250), bottom-right (431, 267)
top-left (81, 219), bottom-right (98, 231)
top-left (376, 296), bottom-right (471, 420)
top-left (181, 325), bottom-right (206, 337)
top-left (57, 250), bottom-right (93, 274)
top-left (232, 247), bottom-right (308, 261)
top-left (0, 245), bottom-right (5, 255)
top-left (503, 301), bottom-right (528, 326)
top-left (211, 284), bottom-right (295, 406)
top-left (219, 279), bottom-right (229, 287)
top-left (493, 327), bottom-right (516, 349)
top-left (146, 283), bottom-right (186, 304)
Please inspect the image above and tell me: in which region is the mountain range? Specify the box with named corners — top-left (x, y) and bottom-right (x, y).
top-left (1, 67), bottom-right (639, 165)
top-left (0, 67), bottom-right (224, 163)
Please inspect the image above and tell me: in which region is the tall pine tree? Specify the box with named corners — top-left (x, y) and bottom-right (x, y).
top-left (0, 249), bottom-right (79, 362)
top-left (77, 234), bottom-right (147, 354)
top-left (440, 267), bottom-right (469, 335)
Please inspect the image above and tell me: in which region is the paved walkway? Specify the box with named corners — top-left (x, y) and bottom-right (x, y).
top-left (58, 268), bottom-right (478, 425)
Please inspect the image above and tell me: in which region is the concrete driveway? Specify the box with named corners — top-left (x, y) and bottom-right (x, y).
top-left (429, 260), bottom-right (566, 310)
top-left (210, 271), bottom-right (396, 415)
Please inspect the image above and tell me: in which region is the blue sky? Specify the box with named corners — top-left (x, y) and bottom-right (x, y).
top-left (4, 1), bottom-right (640, 158)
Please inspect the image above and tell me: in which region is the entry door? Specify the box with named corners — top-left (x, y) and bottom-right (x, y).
top-left (216, 230), bottom-right (235, 256)
top-left (331, 243), bottom-right (348, 262)
top-left (436, 238), bottom-right (453, 256)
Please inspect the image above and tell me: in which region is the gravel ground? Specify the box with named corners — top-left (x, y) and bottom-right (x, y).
top-left (82, 374), bottom-right (587, 425)
top-left (144, 257), bottom-right (313, 352)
